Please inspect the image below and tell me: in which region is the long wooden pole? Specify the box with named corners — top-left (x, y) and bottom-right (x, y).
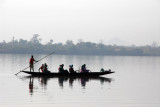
top-left (15, 52), bottom-right (55, 75)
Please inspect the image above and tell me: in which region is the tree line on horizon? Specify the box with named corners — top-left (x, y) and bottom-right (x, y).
top-left (0, 34), bottom-right (160, 56)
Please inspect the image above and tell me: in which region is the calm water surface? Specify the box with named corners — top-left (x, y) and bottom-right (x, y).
top-left (0, 54), bottom-right (160, 107)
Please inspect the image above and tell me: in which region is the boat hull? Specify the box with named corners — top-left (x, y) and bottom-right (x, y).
top-left (22, 71), bottom-right (114, 77)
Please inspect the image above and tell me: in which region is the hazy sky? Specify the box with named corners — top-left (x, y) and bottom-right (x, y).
top-left (0, 0), bottom-right (160, 45)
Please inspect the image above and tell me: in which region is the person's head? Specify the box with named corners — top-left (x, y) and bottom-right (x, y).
top-left (69, 65), bottom-right (73, 67)
top-left (31, 55), bottom-right (33, 58)
top-left (62, 64), bottom-right (64, 66)
top-left (83, 64), bottom-right (86, 66)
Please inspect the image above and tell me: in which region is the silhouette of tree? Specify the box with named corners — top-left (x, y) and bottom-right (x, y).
top-left (0, 36), bottom-right (160, 56)
top-left (30, 34), bottom-right (41, 44)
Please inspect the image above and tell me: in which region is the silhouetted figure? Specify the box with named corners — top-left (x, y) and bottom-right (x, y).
top-left (69, 65), bottom-right (76, 73)
top-left (58, 64), bottom-right (64, 73)
top-left (44, 63), bottom-right (50, 73)
top-left (29, 77), bottom-right (34, 95)
top-left (58, 64), bottom-right (68, 73)
top-left (100, 68), bottom-right (105, 72)
top-left (29, 55), bottom-right (38, 72)
top-left (80, 64), bottom-right (90, 73)
top-left (39, 64), bottom-right (44, 73)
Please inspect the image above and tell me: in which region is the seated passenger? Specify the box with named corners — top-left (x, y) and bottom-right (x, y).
top-left (100, 68), bottom-right (105, 72)
top-left (58, 64), bottom-right (69, 73)
top-left (69, 65), bottom-right (76, 73)
top-left (80, 64), bottom-right (90, 73)
top-left (43, 63), bottom-right (50, 73)
top-left (58, 64), bottom-right (64, 73)
top-left (39, 64), bottom-right (44, 73)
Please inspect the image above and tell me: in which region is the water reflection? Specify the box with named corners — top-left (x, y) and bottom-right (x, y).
top-left (38, 76), bottom-right (49, 89)
top-left (57, 76), bottom-right (112, 88)
top-left (29, 77), bottom-right (34, 95)
top-left (23, 76), bottom-right (113, 95)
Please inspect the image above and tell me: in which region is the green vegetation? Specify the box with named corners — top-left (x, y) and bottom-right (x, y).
top-left (0, 34), bottom-right (160, 56)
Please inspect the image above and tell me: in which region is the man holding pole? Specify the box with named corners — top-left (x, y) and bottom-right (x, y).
top-left (15, 52), bottom-right (55, 75)
top-left (29, 55), bottom-right (38, 72)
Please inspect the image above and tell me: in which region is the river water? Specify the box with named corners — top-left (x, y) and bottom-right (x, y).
top-left (0, 54), bottom-right (160, 107)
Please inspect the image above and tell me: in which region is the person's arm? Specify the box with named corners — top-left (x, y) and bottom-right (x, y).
top-left (34, 58), bottom-right (38, 62)
top-left (35, 59), bottom-right (38, 62)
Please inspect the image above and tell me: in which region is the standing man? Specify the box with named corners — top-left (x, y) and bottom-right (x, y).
top-left (29, 55), bottom-right (38, 72)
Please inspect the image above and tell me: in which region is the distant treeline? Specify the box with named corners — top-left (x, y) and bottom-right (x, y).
top-left (0, 34), bottom-right (160, 56)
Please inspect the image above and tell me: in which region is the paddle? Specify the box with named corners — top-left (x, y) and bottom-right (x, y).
top-left (15, 52), bottom-right (55, 75)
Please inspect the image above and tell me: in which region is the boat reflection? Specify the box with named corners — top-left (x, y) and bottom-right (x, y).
top-left (25, 76), bottom-right (113, 94)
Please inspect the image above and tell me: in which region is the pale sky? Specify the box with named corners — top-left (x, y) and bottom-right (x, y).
top-left (0, 0), bottom-right (160, 45)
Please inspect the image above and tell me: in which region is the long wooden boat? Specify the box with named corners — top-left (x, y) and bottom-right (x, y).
top-left (22, 70), bottom-right (114, 77)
